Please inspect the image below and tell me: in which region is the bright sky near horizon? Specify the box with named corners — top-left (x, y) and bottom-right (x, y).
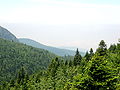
top-left (0, 0), bottom-right (120, 51)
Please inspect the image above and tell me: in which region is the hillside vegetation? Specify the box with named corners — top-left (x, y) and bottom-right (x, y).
top-left (19, 38), bottom-right (84, 56)
top-left (0, 26), bottom-right (18, 42)
top-left (0, 38), bottom-right (56, 82)
top-left (1, 40), bottom-right (120, 90)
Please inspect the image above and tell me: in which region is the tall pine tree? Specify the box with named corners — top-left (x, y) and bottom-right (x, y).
top-left (73, 48), bottom-right (82, 66)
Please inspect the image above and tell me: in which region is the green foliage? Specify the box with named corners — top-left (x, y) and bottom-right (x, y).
top-left (109, 44), bottom-right (117, 53)
top-left (96, 40), bottom-right (107, 56)
top-left (64, 40), bottom-right (119, 90)
top-left (0, 38), bottom-right (56, 83)
top-left (1, 39), bottom-right (120, 90)
top-left (19, 38), bottom-right (82, 56)
top-left (0, 26), bottom-right (18, 42)
top-left (90, 48), bottom-right (94, 56)
top-left (73, 48), bottom-right (82, 66)
top-left (84, 48), bottom-right (94, 62)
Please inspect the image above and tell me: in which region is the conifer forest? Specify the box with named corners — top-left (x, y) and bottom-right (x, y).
top-left (0, 38), bottom-right (120, 90)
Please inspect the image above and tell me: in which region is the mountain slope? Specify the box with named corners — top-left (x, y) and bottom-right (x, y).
top-left (0, 38), bottom-right (56, 82)
top-left (0, 26), bottom-right (18, 42)
top-left (19, 38), bottom-right (81, 56)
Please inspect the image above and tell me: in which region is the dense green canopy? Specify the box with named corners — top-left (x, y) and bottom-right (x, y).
top-left (0, 39), bottom-right (120, 90)
top-left (0, 38), bottom-right (56, 83)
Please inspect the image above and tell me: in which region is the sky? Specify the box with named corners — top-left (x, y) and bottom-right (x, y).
top-left (0, 0), bottom-right (120, 51)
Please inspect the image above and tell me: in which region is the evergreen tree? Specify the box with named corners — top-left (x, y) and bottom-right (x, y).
top-left (17, 67), bottom-right (27, 85)
top-left (84, 51), bottom-right (90, 61)
top-left (65, 60), bottom-right (68, 66)
top-left (69, 60), bottom-right (73, 67)
top-left (16, 67), bottom-right (29, 90)
top-left (90, 48), bottom-right (94, 56)
top-left (48, 57), bottom-right (59, 90)
top-left (96, 40), bottom-right (107, 56)
top-left (109, 44), bottom-right (116, 53)
top-left (88, 53), bottom-right (117, 90)
top-left (67, 40), bottom-right (118, 90)
top-left (73, 48), bottom-right (82, 66)
top-left (87, 41), bottom-right (117, 90)
top-left (48, 57), bottom-right (59, 77)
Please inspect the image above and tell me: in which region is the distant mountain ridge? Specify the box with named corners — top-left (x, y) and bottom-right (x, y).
top-left (0, 26), bottom-right (18, 42)
top-left (0, 26), bottom-right (84, 56)
top-left (59, 46), bottom-right (87, 52)
top-left (19, 38), bottom-right (83, 56)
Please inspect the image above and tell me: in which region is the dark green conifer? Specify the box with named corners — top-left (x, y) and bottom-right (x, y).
top-left (90, 48), bottom-right (94, 56)
top-left (84, 51), bottom-right (90, 61)
top-left (48, 57), bottom-right (59, 90)
top-left (96, 40), bottom-right (107, 56)
top-left (17, 67), bottom-right (28, 85)
top-left (87, 40), bottom-right (117, 90)
top-left (109, 44), bottom-right (116, 53)
top-left (69, 60), bottom-right (73, 67)
top-left (73, 48), bottom-right (82, 66)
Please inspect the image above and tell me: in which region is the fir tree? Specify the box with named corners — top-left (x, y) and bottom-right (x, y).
top-left (48, 57), bottom-right (59, 90)
top-left (17, 67), bottom-right (27, 85)
top-left (84, 51), bottom-right (90, 61)
top-left (88, 53), bottom-right (117, 90)
top-left (109, 44), bottom-right (116, 53)
top-left (73, 48), bottom-right (82, 66)
top-left (65, 60), bottom-right (68, 66)
top-left (87, 41), bottom-right (117, 90)
top-left (90, 48), bottom-right (94, 56)
top-left (69, 60), bottom-right (73, 67)
top-left (96, 40), bottom-right (107, 56)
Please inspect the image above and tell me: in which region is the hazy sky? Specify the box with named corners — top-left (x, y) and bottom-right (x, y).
top-left (0, 0), bottom-right (120, 51)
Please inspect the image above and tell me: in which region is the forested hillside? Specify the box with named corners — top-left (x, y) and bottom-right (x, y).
top-left (1, 40), bottom-right (120, 90)
top-left (0, 25), bottom-right (79, 57)
top-left (19, 38), bottom-right (84, 56)
top-left (0, 38), bottom-right (56, 83)
top-left (0, 26), bottom-right (18, 42)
